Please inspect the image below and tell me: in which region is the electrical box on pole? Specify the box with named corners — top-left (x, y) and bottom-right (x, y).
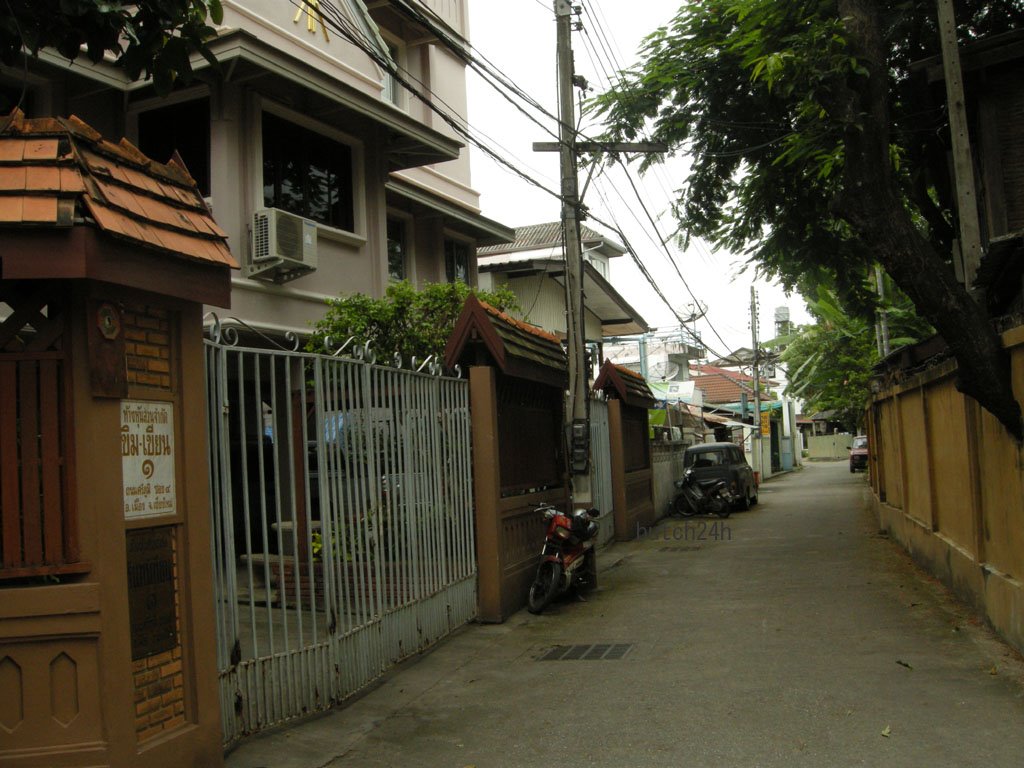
top-left (537, 0), bottom-right (665, 506)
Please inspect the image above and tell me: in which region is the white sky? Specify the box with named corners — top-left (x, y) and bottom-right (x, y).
top-left (464, 0), bottom-right (812, 358)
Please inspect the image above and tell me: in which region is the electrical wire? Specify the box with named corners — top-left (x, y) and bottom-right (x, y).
top-left (313, 0), bottom-right (748, 365)
top-left (0, 0), bottom-right (30, 134)
top-left (305, 0), bottom-right (567, 204)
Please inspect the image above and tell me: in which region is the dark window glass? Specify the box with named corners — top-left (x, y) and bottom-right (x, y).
top-left (262, 112), bottom-right (354, 231)
top-left (138, 97), bottom-right (211, 196)
top-left (387, 218), bottom-right (406, 281)
top-left (444, 238), bottom-right (469, 283)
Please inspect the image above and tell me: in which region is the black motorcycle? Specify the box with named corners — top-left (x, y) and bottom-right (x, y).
top-left (670, 468), bottom-right (736, 518)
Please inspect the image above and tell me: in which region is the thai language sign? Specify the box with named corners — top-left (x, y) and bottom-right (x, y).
top-left (121, 400), bottom-right (176, 519)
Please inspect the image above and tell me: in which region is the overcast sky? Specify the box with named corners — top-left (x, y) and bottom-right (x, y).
top-left (464, 1), bottom-right (812, 357)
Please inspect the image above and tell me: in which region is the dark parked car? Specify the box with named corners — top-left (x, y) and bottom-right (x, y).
top-left (849, 435), bottom-right (869, 473)
top-left (682, 442), bottom-right (758, 510)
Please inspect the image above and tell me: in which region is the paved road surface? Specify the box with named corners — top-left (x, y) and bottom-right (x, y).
top-left (228, 463), bottom-right (1024, 767)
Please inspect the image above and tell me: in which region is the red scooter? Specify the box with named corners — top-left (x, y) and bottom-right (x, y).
top-left (527, 503), bottom-right (599, 614)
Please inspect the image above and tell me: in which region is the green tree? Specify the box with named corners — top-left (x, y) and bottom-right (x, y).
top-left (0, 0), bottom-right (222, 94)
top-left (308, 281), bottom-right (520, 364)
top-left (778, 283), bottom-right (929, 431)
top-left (592, 0), bottom-right (1024, 439)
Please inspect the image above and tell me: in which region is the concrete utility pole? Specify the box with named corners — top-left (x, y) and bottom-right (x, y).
top-left (553, 0), bottom-right (591, 504)
top-left (537, 0), bottom-right (664, 508)
top-left (750, 286), bottom-right (762, 479)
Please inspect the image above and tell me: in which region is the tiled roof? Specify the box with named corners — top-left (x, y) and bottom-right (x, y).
top-left (692, 363), bottom-right (754, 381)
top-left (593, 360), bottom-right (657, 408)
top-left (691, 363), bottom-right (778, 389)
top-left (444, 296), bottom-right (567, 388)
top-left (691, 373), bottom-right (755, 404)
top-left (476, 221), bottom-right (621, 255)
top-left (479, 301), bottom-right (563, 346)
top-left (0, 109), bottom-right (236, 268)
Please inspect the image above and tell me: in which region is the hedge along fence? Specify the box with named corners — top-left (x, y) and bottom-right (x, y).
top-left (867, 324), bottom-right (1024, 652)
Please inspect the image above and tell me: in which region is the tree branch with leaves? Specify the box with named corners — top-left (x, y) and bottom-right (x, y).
top-left (591, 0), bottom-right (1024, 439)
top-left (1, 0), bottom-right (223, 95)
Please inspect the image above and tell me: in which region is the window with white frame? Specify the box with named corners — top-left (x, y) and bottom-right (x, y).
top-left (381, 40), bottom-right (404, 107)
top-left (262, 111), bottom-right (355, 231)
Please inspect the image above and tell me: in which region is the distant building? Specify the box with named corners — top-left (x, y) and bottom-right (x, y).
top-left (476, 222), bottom-right (648, 347)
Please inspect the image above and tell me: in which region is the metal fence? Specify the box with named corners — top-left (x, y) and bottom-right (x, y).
top-left (589, 397), bottom-right (615, 547)
top-left (205, 321), bottom-right (476, 745)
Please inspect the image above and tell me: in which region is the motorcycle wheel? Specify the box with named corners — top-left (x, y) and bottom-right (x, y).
top-left (672, 493), bottom-right (697, 517)
top-left (527, 561), bottom-right (562, 614)
top-left (709, 496), bottom-right (731, 519)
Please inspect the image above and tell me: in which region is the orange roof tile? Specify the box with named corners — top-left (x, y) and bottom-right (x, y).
top-left (22, 196), bottom-right (58, 223)
top-left (26, 165), bottom-right (61, 191)
top-left (22, 139), bottom-right (60, 161)
top-left (478, 300), bottom-right (563, 345)
top-left (0, 140), bottom-right (25, 162)
top-left (0, 196), bottom-right (24, 222)
top-left (0, 108), bottom-right (237, 269)
top-left (0, 165), bottom-right (27, 190)
top-left (59, 167), bottom-right (85, 193)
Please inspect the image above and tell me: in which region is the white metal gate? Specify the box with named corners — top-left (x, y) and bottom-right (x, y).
top-left (205, 322), bottom-right (476, 745)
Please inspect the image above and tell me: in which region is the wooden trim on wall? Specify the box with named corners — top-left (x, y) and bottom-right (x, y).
top-left (469, 366), bottom-right (502, 622)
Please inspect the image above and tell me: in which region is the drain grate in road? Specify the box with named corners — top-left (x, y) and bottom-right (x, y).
top-left (660, 545), bottom-right (702, 552)
top-left (538, 643), bottom-right (633, 661)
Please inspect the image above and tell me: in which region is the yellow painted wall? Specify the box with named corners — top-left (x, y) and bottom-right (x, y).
top-left (870, 325), bottom-right (1024, 652)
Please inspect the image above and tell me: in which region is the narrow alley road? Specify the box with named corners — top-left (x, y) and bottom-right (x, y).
top-left (228, 463), bottom-right (1024, 767)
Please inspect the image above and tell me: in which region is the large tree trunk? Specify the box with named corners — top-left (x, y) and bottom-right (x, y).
top-left (836, 0), bottom-right (1022, 440)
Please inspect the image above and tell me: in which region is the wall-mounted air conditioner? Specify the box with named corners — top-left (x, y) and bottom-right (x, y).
top-left (246, 208), bottom-right (318, 283)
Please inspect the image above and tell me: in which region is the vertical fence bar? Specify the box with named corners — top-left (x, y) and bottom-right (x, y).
top-left (207, 335), bottom-right (477, 746)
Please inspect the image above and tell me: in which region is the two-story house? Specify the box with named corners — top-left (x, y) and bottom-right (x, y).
top-left (475, 221), bottom-right (648, 362)
top-left (0, 0), bottom-right (513, 337)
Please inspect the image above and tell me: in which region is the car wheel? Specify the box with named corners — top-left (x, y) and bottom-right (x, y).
top-left (750, 488), bottom-right (758, 506)
top-left (850, 464), bottom-right (855, 473)
top-left (735, 488), bottom-right (750, 511)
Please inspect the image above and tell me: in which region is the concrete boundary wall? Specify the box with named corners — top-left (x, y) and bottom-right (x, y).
top-left (868, 325), bottom-right (1024, 653)
top-left (651, 442), bottom-right (686, 519)
top-left (807, 433), bottom-right (854, 460)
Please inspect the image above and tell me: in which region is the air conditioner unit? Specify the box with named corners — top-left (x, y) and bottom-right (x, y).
top-left (246, 208), bottom-right (318, 283)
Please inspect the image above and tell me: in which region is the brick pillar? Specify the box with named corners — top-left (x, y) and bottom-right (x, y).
top-left (608, 399), bottom-right (630, 541)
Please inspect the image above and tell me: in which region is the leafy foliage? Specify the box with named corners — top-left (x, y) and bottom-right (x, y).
top-left (775, 280), bottom-right (932, 430)
top-left (308, 281), bottom-right (521, 364)
top-left (0, 0), bottom-right (223, 95)
top-left (590, 0), bottom-right (1024, 437)
top-left (591, 0), bottom-right (1023, 303)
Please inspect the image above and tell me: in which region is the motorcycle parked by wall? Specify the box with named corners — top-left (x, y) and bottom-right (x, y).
top-left (527, 503), bottom-right (599, 614)
top-left (670, 468), bottom-right (736, 518)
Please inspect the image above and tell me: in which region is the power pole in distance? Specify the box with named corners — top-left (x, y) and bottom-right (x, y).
top-left (750, 286), bottom-right (762, 480)
top-left (536, 0), bottom-right (664, 510)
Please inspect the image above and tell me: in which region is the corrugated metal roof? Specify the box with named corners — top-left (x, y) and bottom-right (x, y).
top-left (0, 109), bottom-right (236, 268)
top-left (476, 221), bottom-right (623, 255)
